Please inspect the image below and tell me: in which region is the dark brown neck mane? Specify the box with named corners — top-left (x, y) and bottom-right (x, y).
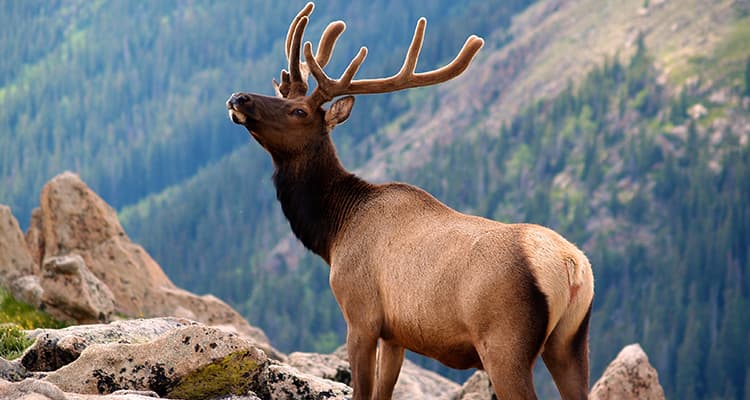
top-left (272, 136), bottom-right (375, 264)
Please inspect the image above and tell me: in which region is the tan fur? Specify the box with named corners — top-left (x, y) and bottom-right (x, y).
top-left (331, 185), bottom-right (594, 399)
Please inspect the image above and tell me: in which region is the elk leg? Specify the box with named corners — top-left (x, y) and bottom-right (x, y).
top-left (541, 305), bottom-right (592, 400)
top-left (477, 328), bottom-right (541, 400)
top-left (373, 339), bottom-right (405, 400)
top-left (347, 329), bottom-right (378, 400)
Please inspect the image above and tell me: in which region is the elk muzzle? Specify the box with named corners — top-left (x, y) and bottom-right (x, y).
top-left (226, 92), bottom-right (260, 125)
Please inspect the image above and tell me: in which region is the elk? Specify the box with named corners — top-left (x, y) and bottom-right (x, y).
top-left (226, 3), bottom-right (594, 399)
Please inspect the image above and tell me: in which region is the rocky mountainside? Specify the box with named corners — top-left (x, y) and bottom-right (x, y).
top-left (0, 173), bottom-right (664, 399)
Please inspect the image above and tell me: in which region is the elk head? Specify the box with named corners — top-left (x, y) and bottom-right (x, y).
top-left (226, 2), bottom-right (484, 163)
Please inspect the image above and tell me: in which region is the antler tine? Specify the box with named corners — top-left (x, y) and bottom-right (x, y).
top-left (288, 17), bottom-right (307, 84)
top-left (298, 21), bottom-right (346, 88)
top-left (275, 6), bottom-right (346, 98)
top-left (305, 41), bottom-right (368, 106)
top-left (400, 17), bottom-right (426, 76)
top-left (314, 21), bottom-right (346, 70)
top-left (305, 17), bottom-right (484, 105)
top-left (285, 2), bottom-right (314, 60)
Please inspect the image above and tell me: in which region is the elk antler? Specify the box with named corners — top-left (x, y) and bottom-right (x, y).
top-left (303, 17), bottom-right (485, 106)
top-left (274, 3), bottom-right (345, 98)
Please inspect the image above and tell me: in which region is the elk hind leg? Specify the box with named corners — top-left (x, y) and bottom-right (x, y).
top-left (541, 303), bottom-right (592, 400)
top-left (478, 329), bottom-right (542, 400)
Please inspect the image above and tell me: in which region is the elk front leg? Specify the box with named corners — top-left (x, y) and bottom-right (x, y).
top-left (374, 339), bottom-right (405, 399)
top-left (347, 328), bottom-right (378, 400)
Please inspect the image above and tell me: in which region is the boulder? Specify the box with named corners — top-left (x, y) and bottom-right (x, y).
top-left (589, 343), bottom-right (665, 400)
top-left (0, 379), bottom-right (68, 400)
top-left (24, 320), bottom-right (348, 400)
top-left (256, 363), bottom-right (352, 399)
top-left (23, 172), bottom-right (281, 360)
top-left (9, 275), bottom-right (44, 309)
top-left (451, 370), bottom-right (493, 400)
top-left (287, 351), bottom-right (352, 386)
top-left (0, 379), bottom-right (172, 399)
top-left (30, 172), bottom-right (175, 318)
top-left (288, 346), bottom-right (460, 399)
top-left (1, 357), bottom-right (30, 382)
top-left (21, 318), bottom-right (199, 372)
top-left (43, 325), bottom-right (268, 399)
top-left (38, 255), bottom-right (115, 324)
top-left (0, 205), bottom-right (37, 289)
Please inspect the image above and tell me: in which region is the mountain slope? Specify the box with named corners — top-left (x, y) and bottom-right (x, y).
top-left (4, 0), bottom-right (750, 398)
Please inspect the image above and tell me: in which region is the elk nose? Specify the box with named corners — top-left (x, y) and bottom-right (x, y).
top-left (226, 92), bottom-right (249, 108)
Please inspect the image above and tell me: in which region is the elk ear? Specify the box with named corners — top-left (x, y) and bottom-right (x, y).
top-left (324, 96), bottom-right (355, 131)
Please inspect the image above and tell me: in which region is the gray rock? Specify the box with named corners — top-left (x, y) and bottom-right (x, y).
top-left (451, 370), bottom-right (494, 400)
top-left (39, 255), bottom-right (116, 324)
top-left (0, 379), bottom-right (185, 400)
top-left (1, 357), bottom-right (30, 382)
top-left (287, 351), bottom-right (352, 386)
top-left (0, 205), bottom-right (37, 290)
top-left (589, 343), bottom-right (665, 400)
top-left (202, 393), bottom-right (261, 400)
top-left (255, 362), bottom-right (352, 400)
top-left (10, 275), bottom-right (44, 309)
top-left (0, 378), bottom-right (67, 400)
top-left (22, 318), bottom-right (199, 372)
top-left (43, 325), bottom-right (268, 399)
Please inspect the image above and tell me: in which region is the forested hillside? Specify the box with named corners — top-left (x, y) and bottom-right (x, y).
top-left (1, 0), bottom-right (532, 227)
top-left (3, 1), bottom-right (750, 399)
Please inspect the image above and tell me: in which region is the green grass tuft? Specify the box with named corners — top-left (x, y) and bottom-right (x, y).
top-left (0, 288), bottom-right (66, 330)
top-left (0, 324), bottom-right (34, 360)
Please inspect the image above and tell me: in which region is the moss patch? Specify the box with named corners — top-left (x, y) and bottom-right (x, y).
top-left (166, 350), bottom-right (263, 400)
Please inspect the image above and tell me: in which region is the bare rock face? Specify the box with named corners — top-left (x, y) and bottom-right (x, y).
top-left (0, 378), bottom-right (68, 400)
top-left (0, 357), bottom-right (30, 382)
top-left (21, 318), bottom-right (199, 372)
top-left (590, 343), bottom-right (666, 400)
top-left (21, 172), bottom-right (281, 360)
top-left (9, 275), bottom-right (44, 309)
top-left (257, 363), bottom-right (352, 399)
top-left (288, 346), bottom-right (460, 399)
top-left (451, 370), bottom-right (494, 400)
top-left (0, 378), bottom-right (189, 399)
top-left (11, 319), bottom-right (347, 400)
top-left (39, 255), bottom-right (115, 324)
top-left (30, 172), bottom-right (174, 318)
top-left (43, 325), bottom-right (268, 399)
top-left (0, 205), bottom-right (37, 289)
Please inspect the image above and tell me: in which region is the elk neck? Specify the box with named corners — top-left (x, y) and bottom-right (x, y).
top-left (272, 135), bottom-right (375, 264)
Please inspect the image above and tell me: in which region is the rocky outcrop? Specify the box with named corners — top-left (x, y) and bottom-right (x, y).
top-left (1, 172), bottom-right (281, 360)
top-left (0, 205), bottom-right (38, 295)
top-left (451, 370), bottom-right (494, 400)
top-left (38, 255), bottom-right (115, 324)
top-left (590, 343), bottom-right (666, 400)
top-left (2, 319), bottom-right (349, 400)
top-left (21, 318), bottom-right (199, 372)
top-left (43, 324), bottom-right (268, 398)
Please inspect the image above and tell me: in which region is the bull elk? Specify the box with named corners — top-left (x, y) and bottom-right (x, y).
top-left (226, 3), bottom-right (594, 399)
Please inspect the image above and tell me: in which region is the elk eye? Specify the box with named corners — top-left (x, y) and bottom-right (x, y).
top-left (291, 108), bottom-right (308, 117)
